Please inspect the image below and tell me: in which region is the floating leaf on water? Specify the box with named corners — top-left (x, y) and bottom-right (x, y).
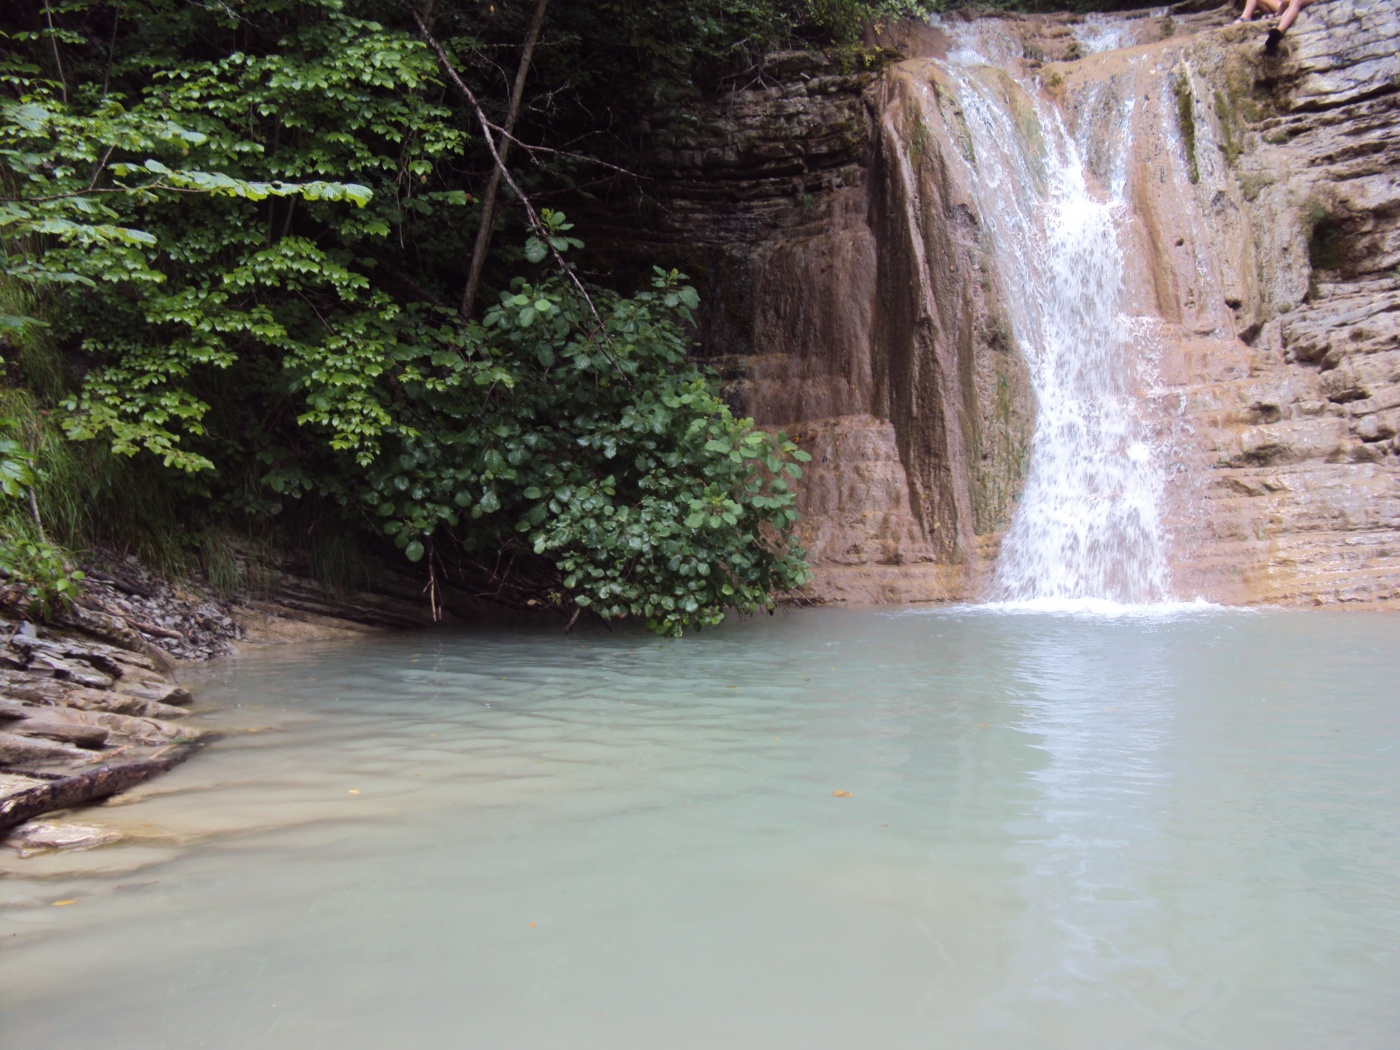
top-left (832, 790), bottom-right (853, 798)
top-left (52, 900), bottom-right (77, 907)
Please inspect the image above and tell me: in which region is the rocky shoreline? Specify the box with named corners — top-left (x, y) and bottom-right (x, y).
top-left (0, 557), bottom-right (451, 855)
top-left (0, 608), bottom-right (209, 849)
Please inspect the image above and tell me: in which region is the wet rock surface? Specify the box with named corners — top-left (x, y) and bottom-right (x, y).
top-left (909, 0), bottom-right (1400, 607)
top-left (7, 819), bottom-right (124, 857)
top-left (593, 49), bottom-right (1035, 602)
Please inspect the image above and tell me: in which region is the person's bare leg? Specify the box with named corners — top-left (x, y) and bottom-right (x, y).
top-left (1237, 0), bottom-right (1282, 23)
top-left (1277, 0), bottom-right (1316, 33)
top-left (1265, 0), bottom-right (1316, 49)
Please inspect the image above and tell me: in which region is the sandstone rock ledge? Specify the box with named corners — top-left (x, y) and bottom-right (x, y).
top-left (1, 559), bottom-right (451, 852)
top-left (0, 610), bottom-right (210, 847)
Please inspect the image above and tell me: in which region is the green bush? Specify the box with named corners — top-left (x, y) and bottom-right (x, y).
top-left (0, 413), bottom-right (84, 618)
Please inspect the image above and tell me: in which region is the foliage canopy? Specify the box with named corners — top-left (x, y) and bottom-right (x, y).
top-left (0, 0), bottom-right (841, 631)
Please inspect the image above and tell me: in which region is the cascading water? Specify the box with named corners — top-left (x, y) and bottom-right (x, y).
top-left (933, 32), bottom-right (1173, 605)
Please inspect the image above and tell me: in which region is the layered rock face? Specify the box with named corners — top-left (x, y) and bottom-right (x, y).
top-left (1158, 0), bottom-right (1400, 604)
top-left (605, 51), bottom-right (1033, 602)
top-left (615, 0), bottom-right (1400, 606)
top-left (0, 610), bottom-right (208, 836)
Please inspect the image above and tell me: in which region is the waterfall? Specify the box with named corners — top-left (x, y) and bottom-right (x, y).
top-left (933, 34), bottom-right (1173, 606)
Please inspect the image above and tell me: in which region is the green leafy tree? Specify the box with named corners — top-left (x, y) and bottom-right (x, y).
top-left (1, 0), bottom-right (813, 631)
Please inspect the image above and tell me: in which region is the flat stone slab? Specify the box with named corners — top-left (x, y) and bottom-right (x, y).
top-left (0, 743), bottom-right (207, 834)
top-left (6, 819), bottom-right (123, 855)
top-left (0, 732), bottom-right (92, 767)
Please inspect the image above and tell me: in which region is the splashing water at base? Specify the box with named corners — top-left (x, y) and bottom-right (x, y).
top-left (936, 38), bottom-right (1172, 604)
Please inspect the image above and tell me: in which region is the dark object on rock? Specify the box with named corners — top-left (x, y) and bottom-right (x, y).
top-left (81, 567), bottom-right (155, 600)
top-left (0, 743), bottom-right (205, 834)
top-left (127, 618), bottom-right (185, 641)
top-left (1264, 26), bottom-right (1284, 52)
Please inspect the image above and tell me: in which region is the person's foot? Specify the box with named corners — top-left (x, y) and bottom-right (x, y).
top-left (1264, 26), bottom-right (1284, 51)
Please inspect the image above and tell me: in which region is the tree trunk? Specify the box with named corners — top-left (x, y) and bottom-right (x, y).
top-left (460, 0), bottom-right (551, 320)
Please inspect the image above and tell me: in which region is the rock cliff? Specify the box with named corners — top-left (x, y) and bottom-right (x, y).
top-left (1155, 0), bottom-right (1400, 604)
top-left (598, 49), bottom-right (1034, 602)
top-left (1023, 0), bottom-right (1399, 605)
top-left (609, 0), bottom-right (1399, 606)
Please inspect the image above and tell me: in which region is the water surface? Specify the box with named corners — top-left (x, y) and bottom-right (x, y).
top-left (3, 607), bottom-right (1398, 1049)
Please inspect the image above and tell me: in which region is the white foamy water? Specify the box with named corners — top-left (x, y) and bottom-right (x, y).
top-left (935, 39), bottom-right (1172, 603)
top-left (973, 596), bottom-right (1224, 619)
top-left (4, 610), bottom-right (1399, 1049)
top-left (1072, 15), bottom-right (1131, 57)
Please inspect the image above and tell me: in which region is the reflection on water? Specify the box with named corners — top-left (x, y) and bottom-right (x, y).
top-left (2, 608), bottom-right (1399, 1049)
top-left (991, 621), bottom-right (1178, 1037)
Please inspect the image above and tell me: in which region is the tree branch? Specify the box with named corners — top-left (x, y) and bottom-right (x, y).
top-left (43, 2), bottom-right (68, 103)
top-left (399, 0), bottom-right (630, 384)
top-left (482, 124), bottom-right (645, 181)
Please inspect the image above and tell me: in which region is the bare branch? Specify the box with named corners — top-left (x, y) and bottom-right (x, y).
top-left (43, 2), bottom-right (68, 103)
top-left (4, 181), bottom-right (166, 203)
top-left (483, 124), bottom-right (645, 181)
top-left (399, 0), bottom-right (631, 385)
top-left (87, 145), bottom-right (116, 192)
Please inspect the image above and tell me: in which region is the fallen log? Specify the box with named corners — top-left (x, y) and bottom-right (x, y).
top-left (0, 742), bottom-right (208, 835)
